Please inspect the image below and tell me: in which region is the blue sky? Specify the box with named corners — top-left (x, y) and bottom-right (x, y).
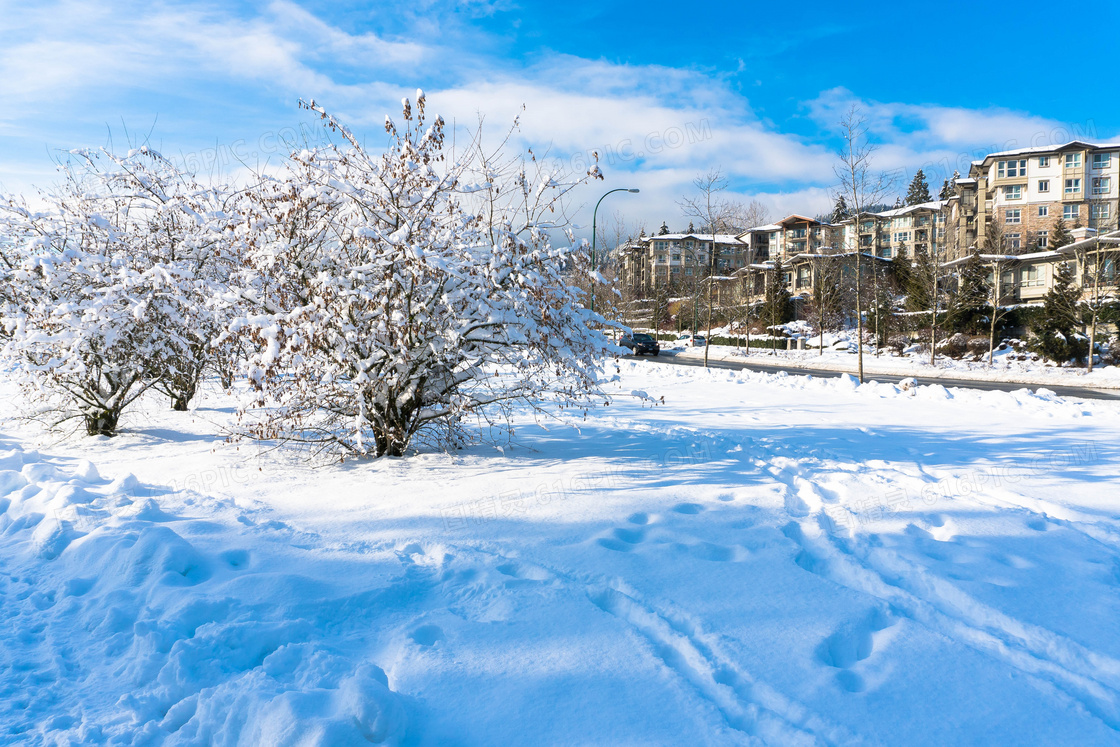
top-left (2, 0), bottom-right (1118, 237)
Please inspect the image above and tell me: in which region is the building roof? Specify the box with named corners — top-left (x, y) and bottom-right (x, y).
top-left (776, 214), bottom-right (830, 228)
top-left (873, 199), bottom-right (949, 218)
top-left (643, 233), bottom-right (745, 244)
top-left (983, 140), bottom-right (1120, 160)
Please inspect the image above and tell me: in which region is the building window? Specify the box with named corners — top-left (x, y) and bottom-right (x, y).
top-left (881, 247), bottom-right (892, 258)
top-left (997, 159), bottom-right (1027, 178)
top-left (1038, 156), bottom-right (1050, 167)
top-left (1065, 153), bottom-right (1082, 169)
top-left (671, 253), bottom-right (680, 261)
top-left (1064, 204), bottom-right (1080, 221)
top-left (1002, 184), bottom-right (1022, 200)
top-left (656, 254), bottom-right (666, 263)
top-left (1007, 232), bottom-right (1021, 250)
top-left (1092, 177), bottom-right (1111, 196)
top-left (1038, 205), bottom-right (1049, 218)
top-left (685, 268), bottom-right (693, 276)
top-left (1093, 153), bottom-right (1112, 169)
top-left (1038, 179), bottom-right (1050, 193)
top-left (1037, 230), bottom-right (1049, 248)
top-left (893, 231), bottom-right (910, 243)
top-left (1065, 178), bottom-right (1081, 195)
top-left (671, 266), bottom-right (680, 274)
top-left (1005, 209), bottom-right (1021, 224)
top-left (1022, 266), bottom-right (1043, 286)
top-left (1091, 204), bottom-right (1111, 222)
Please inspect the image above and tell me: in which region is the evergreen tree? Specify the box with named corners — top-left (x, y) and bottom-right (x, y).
top-left (1031, 261), bottom-right (1086, 363)
top-left (893, 196), bottom-right (903, 209)
top-left (938, 178), bottom-right (951, 200)
top-left (658, 221), bottom-right (670, 236)
top-left (829, 194), bottom-right (849, 224)
top-left (905, 169), bottom-right (932, 206)
top-left (687, 221), bottom-right (695, 233)
top-left (950, 170), bottom-right (959, 190)
top-left (762, 258), bottom-right (794, 331)
top-left (1050, 216), bottom-right (1072, 248)
top-left (891, 243), bottom-right (912, 296)
top-left (950, 249), bottom-right (990, 333)
top-left (906, 245), bottom-right (935, 313)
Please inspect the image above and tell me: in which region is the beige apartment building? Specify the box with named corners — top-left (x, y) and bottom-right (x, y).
top-left (618, 232), bottom-right (748, 295)
top-left (950, 141), bottom-right (1119, 258)
top-left (618, 141), bottom-right (1119, 315)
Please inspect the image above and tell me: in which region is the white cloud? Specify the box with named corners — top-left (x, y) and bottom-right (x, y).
top-left (0, 2), bottom-right (1103, 236)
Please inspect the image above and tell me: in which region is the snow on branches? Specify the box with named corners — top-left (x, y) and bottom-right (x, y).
top-left (229, 94), bottom-right (615, 457)
top-left (0, 150), bottom-right (235, 434)
top-left (0, 93), bottom-right (614, 455)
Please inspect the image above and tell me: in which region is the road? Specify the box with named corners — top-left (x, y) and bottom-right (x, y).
top-left (636, 351), bottom-right (1120, 401)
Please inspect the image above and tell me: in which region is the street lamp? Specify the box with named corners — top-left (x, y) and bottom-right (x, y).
top-left (590, 187), bottom-right (640, 314)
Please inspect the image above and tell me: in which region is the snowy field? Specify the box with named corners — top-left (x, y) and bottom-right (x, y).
top-left (3, 363), bottom-right (1120, 745)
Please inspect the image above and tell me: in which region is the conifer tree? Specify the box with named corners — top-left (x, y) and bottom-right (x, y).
top-left (762, 258), bottom-right (794, 336)
top-left (905, 169), bottom-right (931, 206)
top-left (906, 245), bottom-right (934, 313)
top-left (951, 249), bottom-right (990, 333)
top-left (658, 221), bottom-right (670, 235)
top-left (938, 178), bottom-right (951, 200)
top-left (1050, 216), bottom-right (1073, 248)
top-left (893, 196), bottom-right (903, 209)
top-left (830, 194), bottom-right (849, 224)
top-left (891, 243), bottom-right (912, 297)
top-left (1031, 261), bottom-right (1086, 363)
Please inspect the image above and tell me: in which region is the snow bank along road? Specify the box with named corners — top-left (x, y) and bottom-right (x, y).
top-left (2, 363), bottom-right (1120, 744)
top-left (645, 351), bottom-right (1120, 402)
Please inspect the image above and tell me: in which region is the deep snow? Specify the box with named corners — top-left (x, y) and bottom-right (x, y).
top-left (2, 363), bottom-right (1120, 745)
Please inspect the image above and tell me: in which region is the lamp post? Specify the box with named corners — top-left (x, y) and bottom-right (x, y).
top-left (590, 187), bottom-right (640, 315)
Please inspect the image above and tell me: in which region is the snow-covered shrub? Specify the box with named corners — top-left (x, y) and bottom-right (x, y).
top-left (0, 150), bottom-right (233, 434)
top-left (227, 94), bottom-right (615, 458)
top-left (940, 332), bottom-right (969, 359)
top-left (886, 334), bottom-right (910, 355)
top-left (99, 151), bottom-right (238, 409)
top-left (966, 336), bottom-right (990, 357)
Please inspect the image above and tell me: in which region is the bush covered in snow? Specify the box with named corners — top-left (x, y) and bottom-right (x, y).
top-left (1, 95), bottom-right (616, 455)
top-left (222, 95), bottom-right (614, 457)
top-left (0, 150), bottom-right (236, 433)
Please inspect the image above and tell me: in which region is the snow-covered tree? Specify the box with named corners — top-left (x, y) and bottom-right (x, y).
top-left (0, 150), bottom-right (232, 433)
top-left (227, 94), bottom-right (616, 458)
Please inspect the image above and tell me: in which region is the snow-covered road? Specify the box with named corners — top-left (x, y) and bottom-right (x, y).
top-left (2, 363), bottom-right (1119, 745)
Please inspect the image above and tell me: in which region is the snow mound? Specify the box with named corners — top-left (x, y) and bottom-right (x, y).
top-left (0, 445), bottom-right (409, 745)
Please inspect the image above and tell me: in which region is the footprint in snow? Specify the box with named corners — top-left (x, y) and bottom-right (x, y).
top-left (671, 502), bottom-right (705, 515)
top-left (409, 624), bottom-right (443, 647)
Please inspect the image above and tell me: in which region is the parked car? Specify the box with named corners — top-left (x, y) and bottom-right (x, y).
top-left (620, 332), bottom-right (661, 356)
top-left (676, 333), bottom-right (706, 347)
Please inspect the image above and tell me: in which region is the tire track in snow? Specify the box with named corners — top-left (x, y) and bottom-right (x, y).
top-left (586, 582), bottom-right (858, 746)
top-left (452, 542), bottom-right (858, 747)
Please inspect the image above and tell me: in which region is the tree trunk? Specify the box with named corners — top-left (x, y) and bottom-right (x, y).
top-left (84, 408), bottom-right (121, 437)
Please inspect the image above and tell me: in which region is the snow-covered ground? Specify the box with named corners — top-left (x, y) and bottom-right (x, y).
top-left (667, 339), bottom-right (1120, 389)
top-left (3, 364), bottom-right (1120, 744)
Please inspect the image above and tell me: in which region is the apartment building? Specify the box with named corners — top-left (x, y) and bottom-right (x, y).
top-left (835, 201), bottom-right (948, 259)
top-left (618, 232), bottom-right (748, 294)
top-left (617, 141), bottom-right (1119, 314)
top-left (740, 215), bottom-right (834, 262)
top-left (951, 141), bottom-right (1120, 258)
